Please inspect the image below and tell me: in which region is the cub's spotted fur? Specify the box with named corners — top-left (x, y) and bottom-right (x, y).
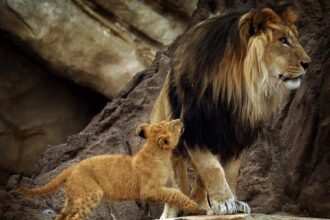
top-left (18, 120), bottom-right (200, 220)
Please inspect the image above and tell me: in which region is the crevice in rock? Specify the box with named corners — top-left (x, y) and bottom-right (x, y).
top-left (143, 0), bottom-right (193, 22)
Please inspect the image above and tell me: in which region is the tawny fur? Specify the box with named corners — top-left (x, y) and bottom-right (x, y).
top-left (151, 5), bottom-right (311, 217)
top-left (18, 120), bottom-right (200, 220)
top-left (173, 8), bottom-right (310, 126)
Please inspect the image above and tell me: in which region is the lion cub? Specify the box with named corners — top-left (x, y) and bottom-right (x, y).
top-left (18, 119), bottom-right (198, 220)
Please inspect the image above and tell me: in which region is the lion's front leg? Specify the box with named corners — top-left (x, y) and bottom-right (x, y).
top-left (187, 147), bottom-right (250, 215)
top-left (223, 155), bottom-right (251, 214)
top-left (187, 148), bottom-right (235, 214)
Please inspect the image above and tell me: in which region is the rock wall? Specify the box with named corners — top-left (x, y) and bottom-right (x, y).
top-left (0, 0), bottom-right (329, 219)
top-left (0, 35), bottom-right (106, 176)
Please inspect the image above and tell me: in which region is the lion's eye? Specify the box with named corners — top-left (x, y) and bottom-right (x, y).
top-left (279, 37), bottom-right (289, 46)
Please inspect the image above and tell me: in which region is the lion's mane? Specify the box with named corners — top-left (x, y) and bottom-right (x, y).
top-left (168, 4), bottom-right (296, 157)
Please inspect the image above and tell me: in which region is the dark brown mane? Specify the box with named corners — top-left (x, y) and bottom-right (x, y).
top-left (168, 4), bottom-right (297, 158)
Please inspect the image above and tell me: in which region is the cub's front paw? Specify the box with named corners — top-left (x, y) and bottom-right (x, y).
top-left (159, 205), bottom-right (179, 219)
top-left (183, 206), bottom-right (208, 216)
top-left (210, 200), bottom-right (251, 215)
top-left (183, 200), bottom-right (198, 212)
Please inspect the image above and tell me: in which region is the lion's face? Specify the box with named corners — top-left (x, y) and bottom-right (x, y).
top-left (241, 8), bottom-right (311, 90)
top-left (263, 24), bottom-right (311, 90)
top-left (136, 119), bottom-right (183, 150)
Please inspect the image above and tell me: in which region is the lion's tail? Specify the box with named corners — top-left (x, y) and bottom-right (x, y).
top-left (17, 167), bottom-right (73, 197)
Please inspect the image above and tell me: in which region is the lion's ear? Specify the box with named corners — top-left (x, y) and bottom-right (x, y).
top-left (282, 9), bottom-right (297, 24)
top-left (253, 8), bottom-right (281, 33)
top-left (136, 123), bottom-right (150, 139)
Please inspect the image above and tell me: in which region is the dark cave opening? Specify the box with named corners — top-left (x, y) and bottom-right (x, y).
top-left (0, 33), bottom-right (108, 185)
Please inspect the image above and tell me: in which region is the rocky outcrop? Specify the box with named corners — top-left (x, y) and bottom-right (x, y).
top-left (1, 0), bottom-right (329, 219)
top-left (0, 0), bottom-right (193, 98)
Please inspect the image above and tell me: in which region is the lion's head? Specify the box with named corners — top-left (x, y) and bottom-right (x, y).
top-left (240, 8), bottom-right (311, 90)
top-left (136, 119), bottom-right (184, 150)
top-left (172, 4), bottom-right (311, 126)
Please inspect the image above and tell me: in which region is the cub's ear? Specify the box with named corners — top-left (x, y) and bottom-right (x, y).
top-left (253, 8), bottom-right (281, 33)
top-left (136, 123), bottom-right (150, 139)
top-left (157, 134), bottom-right (171, 150)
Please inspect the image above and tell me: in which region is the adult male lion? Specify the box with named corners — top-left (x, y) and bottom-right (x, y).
top-left (150, 3), bottom-right (311, 218)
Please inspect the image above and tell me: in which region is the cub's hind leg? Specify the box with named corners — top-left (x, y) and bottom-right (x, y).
top-left (56, 197), bottom-right (73, 220)
top-left (66, 191), bottom-right (103, 220)
top-left (65, 171), bottom-right (104, 220)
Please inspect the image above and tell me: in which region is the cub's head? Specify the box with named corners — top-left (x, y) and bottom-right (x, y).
top-left (136, 119), bottom-right (184, 150)
top-left (240, 7), bottom-right (311, 90)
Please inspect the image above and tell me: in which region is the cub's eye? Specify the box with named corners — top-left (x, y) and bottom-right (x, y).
top-left (164, 139), bottom-right (169, 145)
top-left (279, 37), bottom-right (289, 46)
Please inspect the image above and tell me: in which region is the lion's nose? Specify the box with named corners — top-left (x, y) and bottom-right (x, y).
top-left (300, 61), bottom-right (310, 70)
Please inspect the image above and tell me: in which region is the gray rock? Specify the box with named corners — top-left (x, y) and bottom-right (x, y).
top-left (0, 0), bottom-right (191, 98)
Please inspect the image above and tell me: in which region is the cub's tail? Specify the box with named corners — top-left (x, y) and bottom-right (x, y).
top-left (17, 166), bottom-right (73, 196)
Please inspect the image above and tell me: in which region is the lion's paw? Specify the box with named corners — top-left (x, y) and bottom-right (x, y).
top-left (210, 200), bottom-right (251, 215)
top-left (235, 200), bottom-right (251, 214)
